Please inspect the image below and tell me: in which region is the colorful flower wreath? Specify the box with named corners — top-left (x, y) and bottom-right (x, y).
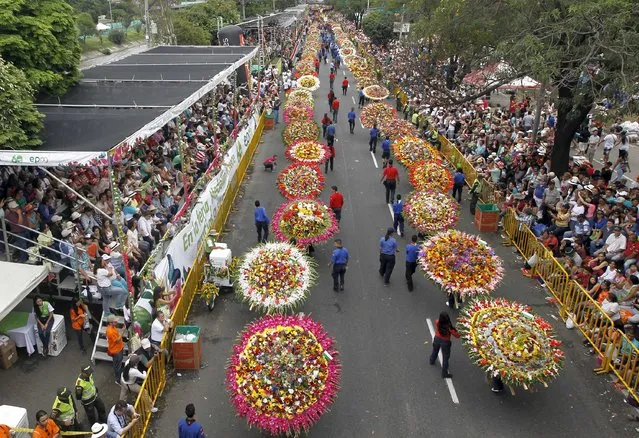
top-left (343, 55), bottom-right (367, 71)
top-left (408, 160), bottom-right (453, 192)
top-left (458, 298), bottom-right (564, 388)
top-left (418, 230), bottom-right (504, 296)
top-left (362, 85), bottom-right (390, 101)
top-left (285, 140), bottom-right (330, 165)
top-left (404, 191), bottom-right (458, 235)
top-left (235, 242), bottom-right (316, 313)
top-left (283, 104), bottom-right (314, 124)
top-left (378, 119), bottom-right (418, 141)
top-left (294, 60), bottom-right (317, 77)
top-left (285, 89), bottom-right (314, 109)
top-left (339, 47), bottom-right (356, 58)
top-left (298, 75), bottom-right (321, 92)
top-left (273, 198), bottom-right (339, 246)
top-left (227, 314), bottom-right (341, 435)
top-left (283, 120), bottom-right (320, 146)
top-left (393, 136), bottom-right (438, 167)
top-left (277, 163), bottom-right (325, 199)
top-left (360, 102), bottom-right (397, 129)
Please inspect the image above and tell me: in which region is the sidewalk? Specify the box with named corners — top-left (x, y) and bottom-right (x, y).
top-left (80, 40), bottom-right (148, 70)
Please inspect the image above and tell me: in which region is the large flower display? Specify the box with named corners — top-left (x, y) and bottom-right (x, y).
top-left (404, 191), bottom-right (458, 235)
top-left (277, 163), bottom-right (325, 199)
top-left (408, 160), bottom-right (453, 192)
top-left (362, 85), bottom-right (390, 101)
top-left (236, 242), bottom-right (315, 314)
top-left (273, 198), bottom-right (338, 246)
top-left (285, 89), bottom-right (314, 109)
top-left (298, 75), bottom-right (321, 92)
top-left (283, 120), bottom-right (320, 146)
top-left (285, 140), bottom-right (330, 165)
top-left (339, 47), bottom-right (356, 57)
top-left (360, 102), bottom-right (396, 128)
top-left (458, 298), bottom-right (564, 388)
top-left (379, 119), bottom-right (418, 141)
top-left (418, 230), bottom-right (503, 296)
top-left (343, 55), bottom-right (367, 70)
top-left (393, 136), bottom-right (438, 167)
top-left (227, 314), bottom-right (341, 435)
top-left (283, 104), bottom-right (314, 124)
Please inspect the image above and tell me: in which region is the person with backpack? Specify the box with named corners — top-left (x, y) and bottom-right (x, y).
top-left (429, 311), bottom-right (460, 379)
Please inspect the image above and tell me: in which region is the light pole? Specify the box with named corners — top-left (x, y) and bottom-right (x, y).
top-left (144, 0), bottom-right (150, 47)
top-left (108, 0), bottom-right (113, 21)
top-left (241, 0), bottom-right (246, 20)
top-left (399, 3), bottom-right (406, 39)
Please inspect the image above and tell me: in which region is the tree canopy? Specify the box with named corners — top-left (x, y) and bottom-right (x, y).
top-left (173, 15), bottom-right (211, 45)
top-left (175, 0), bottom-right (240, 44)
top-left (76, 12), bottom-right (96, 42)
top-left (0, 0), bottom-right (81, 96)
top-left (0, 57), bottom-right (43, 150)
top-left (362, 10), bottom-right (395, 45)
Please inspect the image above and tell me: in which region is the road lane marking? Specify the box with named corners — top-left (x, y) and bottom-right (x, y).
top-left (352, 96), bottom-right (356, 105)
top-left (426, 318), bottom-right (460, 404)
top-left (370, 151), bottom-right (379, 168)
top-left (360, 119), bottom-right (365, 130)
top-left (387, 203), bottom-right (394, 221)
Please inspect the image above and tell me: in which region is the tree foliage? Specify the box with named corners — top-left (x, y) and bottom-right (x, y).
top-left (66, 0), bottom-right (109, 21)
top-left (0, 0), bottom-right (81, 96)
top-left (362, 10), bottom-right (394, 45)
top-left (173, 15), bottom-right (211, 45)
top-left (176, 0), bottom-right (240, 44)
top-left (76, 12), bottom-right (96, 42)
top-left (0, 58), bottom-right (44, 150)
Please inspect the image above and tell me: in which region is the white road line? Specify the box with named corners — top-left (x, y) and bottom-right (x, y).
top-left (426, 318), bottom-right (460, 404)
top-left (370, 151), bottom-right (379, 168)
top-left (352, 96), bottom-right (356, 105)
top-left (387, 203), bottom-right (394, 221)
top-left (359, 119), bottom-right (365, 130)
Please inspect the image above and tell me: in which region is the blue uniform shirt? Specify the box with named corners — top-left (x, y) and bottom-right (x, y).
top-left (347, 111), bottom-right (356, 121)
top-left (453, 172), bottom-right (465, 185)
top-left (370, 127), bottom-right (378, 139)
top-left (379, 237), bottom-right (398, 255)
top-left (392, 200), bottom-right (403, 214)
top-left (178, 418), bottom-right (205, 438)
top-left (254, 207), bottom-right (269, 223)
top-left (381, 139), bottom-right (391, 151)
top-left (331, 247), bottom-right (349, 264)
top-left (406, 243), bottom-right (419, 263)
top-left (326, 125), bottom-right (336, 136)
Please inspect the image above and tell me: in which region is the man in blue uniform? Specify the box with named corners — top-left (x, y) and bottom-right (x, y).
top-left (254, 200), bottom-right (269, 243)
top-left (392, 194), bottom-right (404, 237)
top-left (405, 235), bottom-right (419, 291)
top-left (329, 239), bottom-right (349, 291)
top-left (347, 108), bottom-right (357, 134)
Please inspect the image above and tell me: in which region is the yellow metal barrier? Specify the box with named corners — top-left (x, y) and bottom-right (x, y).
top-left (128, 112), bottom-right (266, 437)
top-left (501, 207), bottom-right (639, 402)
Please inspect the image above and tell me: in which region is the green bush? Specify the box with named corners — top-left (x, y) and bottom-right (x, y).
top-left (100, 48), bottom-right (112, 55)
top-left (108, 29), bottom-right (126, 45)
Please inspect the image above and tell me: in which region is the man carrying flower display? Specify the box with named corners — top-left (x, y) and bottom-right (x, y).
top-left (329, 239), bottom-right (349, 291)
top-left (254, 200), bottom-right (270, 243)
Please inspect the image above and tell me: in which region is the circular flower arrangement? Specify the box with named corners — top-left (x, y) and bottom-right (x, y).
top-left (283, 120), bottom-right (320, 146)
top-left (273, 198), bottom-right (338, 246)
top-left (298, 75), bottom-right (321, 92)
top-left (294, 60), bottom-right (316, 77)
top-left (227, 314), bottom-right (341, 435)
top-left (393, 136), bottom-right (438, 167)
top-left (236, 242), bottom-right (315, 313)
top-left (418, 230), bottom-right (503, 296)
top-left (343, 55), bottom-right (367, 70)
top-left (285, 89), bottom-right (314, 109)
top-left (339, 47), bottom-right (355, 58)
top-left (286, 140), bottom-right (330, 165)
top-left (379, 119), bottom-right (418, 141)
top-left (283, 104), bottom-right (314, 124)
top-left (362, 85), bottom-right (390, 101)
top-left (458, 298), bottom-right (564, 388)
top-left (360, 102), bottom-right (396, 128)
top-left (277, 163), bottom-right (325, 199)
top-left (408, 160), bottom-right (453, 192)
top-left (404, 191), bottom-right (458, 235)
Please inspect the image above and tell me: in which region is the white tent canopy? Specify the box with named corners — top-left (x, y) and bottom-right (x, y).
top-left (0, 262), bottom-right (48, 321)
top-left (498, 76), bottom-right (541, 90)
top-left (96, 23), bottom-right (109, 31)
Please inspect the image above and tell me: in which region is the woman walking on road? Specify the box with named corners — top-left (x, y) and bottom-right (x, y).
top-left (429, 311), bottom-right (460, 379)
top-left (379, 227), bottom-right (399, 285)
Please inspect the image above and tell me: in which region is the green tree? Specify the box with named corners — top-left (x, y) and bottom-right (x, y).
top-left (0, 0), bottom-right (81, 96)
top-left (66, 0), bottom-right (109, 21)
top-left (362, 10), bottom-right (394, 45)
top-left (0, 58), bottom-right (44, 150)
top-left (76, 12), bottom-right (96, 42)
top-left (327, 0), bottom-right (368, 28)
top-left (177, 0), bottom-right (240, 43)
top-left (173, 16), bottom-right (210, 45)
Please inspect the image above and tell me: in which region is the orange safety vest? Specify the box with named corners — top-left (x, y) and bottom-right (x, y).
top-left (70, 306), bottom-right (85, 331)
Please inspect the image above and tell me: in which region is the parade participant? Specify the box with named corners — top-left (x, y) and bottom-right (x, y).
top-left (273, 97), bottom-right (280, 125)
top-left (321, 113), bottom-right (332, 138)
top-left (392, 194), bottom-right (404, 237)
top-left (405, 235), bottom-right (419, 292)
top-left (106, 400), bottom-right (139, 438)
top-left (341, 76), bottom-right (349, 96)
top-left (329, 71), bottom-right (335, 89)
top-left (452, 168), bottom-right (465, 203)
top-left (263, 154), bottom-right (277, 172)
top-left (254, 200), bottom-right (270, 243)
top-left (327, 89), bottom-right (335, 109)
top-left (429, 311), bottom-right (460, 379)
top-left (329, 239), bottom-right (349, 292)
top-left (33, 295), bottom-right (54, 358)
top-left (347, 107), bottom-right (356, 134)
top-left (76, 365), bottom-right (107, 425)
top-left (32, 410), bottom-right (60, 438)
top-left (178, 404), bottom-right (205, 438)
top-left (106, 315), bottom-right (125, 384)
top-left (50, 387), bottom-right (80, 431)
top-left (358, 87), bottom-right (365, 108)
top-left (325, 143), bottom-right (335, 173)
top-left (381, 160), bottom-right (400, 204)
top-left (369, 123), bottom-right (379, 153)
top-left (331, 97), bottom-right (340, 121)
top-left (379, 228), bottom-right (399, 285)
top-left (380, 135), bottom-right (392, 167)
top-left (328, 186), bottom-right (344, 223)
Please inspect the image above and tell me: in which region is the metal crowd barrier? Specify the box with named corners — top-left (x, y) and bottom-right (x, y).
top-left (128, 112), bottom-right (266, 437)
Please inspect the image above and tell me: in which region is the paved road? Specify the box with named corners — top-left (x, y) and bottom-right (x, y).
top-left (146, 59), bottom-right (637, 436)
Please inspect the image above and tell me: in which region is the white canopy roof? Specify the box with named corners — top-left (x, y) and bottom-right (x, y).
top-left (498, 76), bottom-right (541, 90)
top-left (0, 262), bottom-right (48, 321)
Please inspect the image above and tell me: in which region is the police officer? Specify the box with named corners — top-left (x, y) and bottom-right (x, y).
top-left (379, 228), bottom-right (399, 285)
top-left (392, 194), bottom-right (404, 237)
top-left (405, 235), bottom-right (419, 291)
top-left (328, 239), bottom-right (349, 291)
top-left (380, 136), bottom-right (392, 167)
top-left (51, 387), bottom-right (79, 431)
top-left (76, 365), bottom-right (107, 425)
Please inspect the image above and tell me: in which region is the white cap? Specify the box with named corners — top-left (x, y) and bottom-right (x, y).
top-left (70, 212), bottom-right (81, 220)
top-left (101, 254), bottom-right (111, 261)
